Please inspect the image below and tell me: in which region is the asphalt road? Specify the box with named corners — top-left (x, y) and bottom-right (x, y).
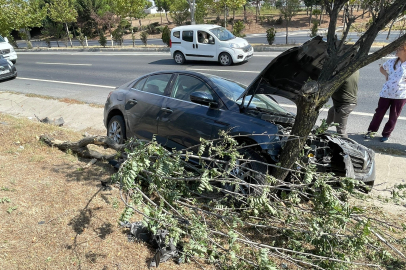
top-left (0, 51), bottom-right (405, 153)
top-left (15, 30), bottom-right (403, 48)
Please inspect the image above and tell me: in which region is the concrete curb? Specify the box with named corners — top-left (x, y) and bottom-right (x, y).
top-left (15, 45), bottom-right (384, 53)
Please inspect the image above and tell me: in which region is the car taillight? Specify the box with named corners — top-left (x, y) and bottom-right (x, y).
top-left (169, 39), bottom-right (172, 48)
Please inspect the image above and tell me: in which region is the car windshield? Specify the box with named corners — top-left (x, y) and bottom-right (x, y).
top-left (0, 36), bottom-right (5, 43)
top-left (209, 27), bottom-right (235, 41)
top-left (208, 75), bottom-right (292, 115)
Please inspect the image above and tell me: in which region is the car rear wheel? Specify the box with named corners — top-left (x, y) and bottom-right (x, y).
top-left (174, 52), bottom-right (185, 65)
top-left (219, 52), bottom-right (233, 66)
top-left (224, 148), bottom-right (268, 196)
top-left (107, 115), bottom-right (126, 144)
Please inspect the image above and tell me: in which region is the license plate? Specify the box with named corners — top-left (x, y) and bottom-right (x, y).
top-left (0, 69), bottom-right (9, 75)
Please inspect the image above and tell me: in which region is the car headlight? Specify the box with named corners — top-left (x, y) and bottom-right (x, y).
top-left (10, 47), bottom-right (15, 52)
top-left (229, 43), bottom-right (240, 49)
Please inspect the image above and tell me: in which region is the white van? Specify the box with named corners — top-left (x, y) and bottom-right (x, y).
top-left (0, 35), bottom-right (17, 64)
top-left (170, 24), bottom-right (253, 66)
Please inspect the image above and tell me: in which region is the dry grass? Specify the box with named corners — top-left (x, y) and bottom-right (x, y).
top-left (0, 113), bottom-right (206, 270)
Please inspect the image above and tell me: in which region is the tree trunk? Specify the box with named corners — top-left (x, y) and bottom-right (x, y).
top-left (285, 21), bottom-right (289, 44)
top-left (65, 22), bottom-right (73, 47)
top-left (273, 94), bottom-right (320, 181)
top-left (160, 11), bottom-right (163, 24)
top-left (243, 5), bottom-right (247, 23)
top-left (309, 6), bottom-right (313, 26)
top-left (166, 12), bottom-right (171, 23)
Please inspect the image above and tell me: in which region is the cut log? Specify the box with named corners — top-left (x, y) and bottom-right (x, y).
top-left (40, 135), bottom-right (126, 160)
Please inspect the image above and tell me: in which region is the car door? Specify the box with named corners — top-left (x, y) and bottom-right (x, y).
top-left (157, 74), bottom-right (228, 149)
top-left (195, 31), bottom-right (216, 60)
top-left (124, 73), bottom-right (173, 141)
top-left (181, 30), bottom-right (199, 61)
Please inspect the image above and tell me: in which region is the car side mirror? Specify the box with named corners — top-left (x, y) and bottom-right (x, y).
top-left (190, 91), bottom-right (218, 108)
top-left (4, 37), bottom-right (9, 43)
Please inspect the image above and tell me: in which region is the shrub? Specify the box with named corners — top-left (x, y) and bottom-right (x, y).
top-left (232, 20), bottom-right (245, 37)
top-left (266, 28), bottom-right (276, 45)
top-left (155, 26), bottom-right (165, 34)
top-left (98, 32), bottom-right (107, 47)
top-left (161, 25), bottom-right (170, 46)
top-left (120, 19), bottom-right (131, 30)
top-left (112, 27), bottom-right (124, 45)
top-left (259, 15), bottom-right (266, 25)
top-left (140, 31), bottom-right (148, 46)
top-left (133, 27), bottom-right (138, 32)
top-left (310, 20), bottom-right (319, 37)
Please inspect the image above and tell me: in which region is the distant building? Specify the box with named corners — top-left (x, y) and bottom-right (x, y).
top-left (144, 0), bottom-right (159, 14)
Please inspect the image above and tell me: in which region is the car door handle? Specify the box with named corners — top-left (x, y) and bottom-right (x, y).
top-left (161, 107), bottom-right (173, 113)
top-left (128, 99), bottom-right (138, 104)
top-left (193, 44), bottom-right (195, 49)
top-left (196, 44), bottom-right (198, 49)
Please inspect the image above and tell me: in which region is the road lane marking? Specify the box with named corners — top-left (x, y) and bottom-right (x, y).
top-left (36, 62), bottom-right (92, 66)
top-left (280, 104), bottom-right (406, 120)
top-left (17, 77), bottom-right (116, 89)
top-left (187, 68), bottom-right (260, 73)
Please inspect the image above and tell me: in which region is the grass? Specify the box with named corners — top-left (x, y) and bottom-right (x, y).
top-left (0, 113), bottom-right (206, 270)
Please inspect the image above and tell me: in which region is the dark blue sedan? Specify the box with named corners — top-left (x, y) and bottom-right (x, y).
top-left (104, 37), bottom-right (375, 187)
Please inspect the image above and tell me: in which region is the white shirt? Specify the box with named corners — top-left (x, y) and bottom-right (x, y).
top-left (380, 58), bottom-right (406, 99)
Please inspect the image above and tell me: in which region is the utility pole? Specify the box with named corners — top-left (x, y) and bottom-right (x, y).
top-left (224, 3), bottom-right (227, 28)
top-left (190, 0), bottom-right (196, 24)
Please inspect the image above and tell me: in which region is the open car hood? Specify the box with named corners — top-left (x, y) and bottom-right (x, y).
top-left (240, 36), bottom-right (354, 104)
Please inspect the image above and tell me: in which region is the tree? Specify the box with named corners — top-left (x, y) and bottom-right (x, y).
top-left (49, 0), bottom-right (78, 47)
top-left (0, 0), bottom-right (47, 46)
top-left (228, 0), bottom-right (246, 28)
top-left (170, 0), bottom-right (190, 25)
top-left (276, 0), bottom-right (300, 44)
top-left (155, 0), bottom-right (172, 23)
top-left (274, 0), bottom-right (406, 181)
top-left (41, 20), bottom-right (65, 47)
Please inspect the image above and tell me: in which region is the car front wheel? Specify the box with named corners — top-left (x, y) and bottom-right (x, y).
top-left (107, 115), bottom-right (126, 144)
top-left (219, 52), bottom-right (233, 66)
top-left (174, 52), bottom-right (185, 65)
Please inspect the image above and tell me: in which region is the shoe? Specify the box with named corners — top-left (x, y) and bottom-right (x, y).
top-left (364, 131), bottom-right (373, 139)
top-left (380, 137), bottom-right (389, 142)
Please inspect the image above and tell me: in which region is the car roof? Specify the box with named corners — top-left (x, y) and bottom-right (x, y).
top-left (171, 24), bottom-right (221, 32)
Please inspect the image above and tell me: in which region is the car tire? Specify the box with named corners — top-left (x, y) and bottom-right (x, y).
top-left (219, 52), bottom-right (233, 66)
top-left (11, 60), bottom-right (16, 64)
top-left (224, 148), bottom-right (268, 196)
top-left (174, 52), bottom-right (185, 65)
top-left (107, 115), bottom-right (126, 144)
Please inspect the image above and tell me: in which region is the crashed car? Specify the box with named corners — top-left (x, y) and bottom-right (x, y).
top-left (0, 55), bottom-right (17, 81)
top-left (104, 37), bottom-right (375, 187)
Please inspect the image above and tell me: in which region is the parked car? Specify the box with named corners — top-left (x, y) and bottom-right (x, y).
top-left (0, 55), bottom-right (17, 81)
top-left (0, 35), bottom-right (17, 64)
top-left (104, 37), bottom-right (375, 188)
top-left (170, 24), bottom-right (253, 66)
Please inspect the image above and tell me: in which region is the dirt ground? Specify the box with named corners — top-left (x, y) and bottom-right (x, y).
top-left (0, 113), bottom-right (209, 270)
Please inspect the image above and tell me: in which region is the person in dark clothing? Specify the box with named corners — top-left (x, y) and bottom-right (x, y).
top-left (326, 70), bottom-right (360, 138)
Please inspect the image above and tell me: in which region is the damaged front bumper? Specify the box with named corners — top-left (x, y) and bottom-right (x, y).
top-left (304, 134), bottom-right (376, 186)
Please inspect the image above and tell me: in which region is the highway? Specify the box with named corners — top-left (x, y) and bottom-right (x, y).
top-left (0, 51), bottom-right (405, 153)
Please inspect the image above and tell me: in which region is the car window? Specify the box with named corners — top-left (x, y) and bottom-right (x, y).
top-left (132, 77), bottom-right (147, 90)
top-left (0, 36), bottom-right (5, 43)
top-left (172, 75), bottom-right (215, 102)
top-left (173, 31), bottom-right (180, 38)
top-left (197, 31), bottom-right (214, 44)
top-left (209, 27), bottom-right (235, 41)
top-left (182, 31), bottom-right (193, 42)
top-left (142, 74), bottom-right (172, 95)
